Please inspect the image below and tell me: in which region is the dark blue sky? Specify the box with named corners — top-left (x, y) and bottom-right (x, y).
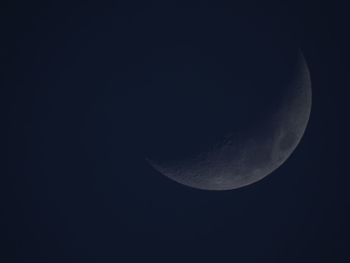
top-left (2, 1), bottom-right (347, 262)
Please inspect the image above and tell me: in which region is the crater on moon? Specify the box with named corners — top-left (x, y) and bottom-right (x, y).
top-left (279, 132), bottom-right (297, 152)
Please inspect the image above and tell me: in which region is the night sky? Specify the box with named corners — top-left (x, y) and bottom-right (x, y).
top-left (2, 1), bottom-right (348, 262)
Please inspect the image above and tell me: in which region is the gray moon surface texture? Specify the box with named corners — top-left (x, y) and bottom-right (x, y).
top-left (147, 53), bottom-right (312, 190)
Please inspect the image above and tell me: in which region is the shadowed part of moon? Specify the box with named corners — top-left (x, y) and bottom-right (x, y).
top-left (147, 53), bottom-right (312, 190)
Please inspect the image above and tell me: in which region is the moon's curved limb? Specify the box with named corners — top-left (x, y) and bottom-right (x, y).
top-left (148, 53), bottom-right (312, 190)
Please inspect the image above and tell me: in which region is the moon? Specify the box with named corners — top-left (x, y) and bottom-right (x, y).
top-left (147, 52), bottom-right (312, 190)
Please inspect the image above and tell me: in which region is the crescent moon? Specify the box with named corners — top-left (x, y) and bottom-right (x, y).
top-left (147, 53), bottom-right (312, 190)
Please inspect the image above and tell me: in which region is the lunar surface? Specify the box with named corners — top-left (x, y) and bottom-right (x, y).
top-left (147, 53), bottom-right (312, 190)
